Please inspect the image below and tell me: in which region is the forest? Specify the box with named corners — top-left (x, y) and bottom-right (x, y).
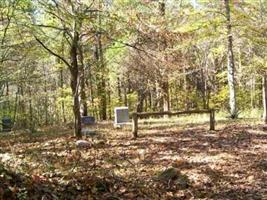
top-left (0, 0), bottom-right (267, 199)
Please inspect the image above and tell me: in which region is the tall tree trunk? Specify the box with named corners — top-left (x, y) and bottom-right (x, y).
top-left (262, 74), bottom-right (267, 124)
top-left (251, 75), bottom-right (255, 109)
top-left (224, 0), bottom-right (238, 118)
top-left (13, 87), bottom-right (19, 125)
top-left (95, 32), bottom-right (107, 120)
top-left (117, 77), bottom-right (122, 102)
top-left (136, 89), bottom-right (145, 113)
top-left (158, 0), bottom-right (170, 113)
top-left (123, 83), bottom-right (128, 106)
top-left (152, 85), bottom-right (157, 111)
top-left (162, 80), bottom-right (170, 112)
top-left (107, 81), bottom-right (112, 120)
top-left (87, 64), bottom-right (95, 118)
top-left (95, 2), bottom-right (107, 120)
top-left (148, 89), bottom-right (152, 111)
top-left (183, 68), bottom-right (189, 110)
top-left (44, 74), bottom-right (48, 125)
top-left (28, 87), bottom-right (34, 132)
top-left (78, 45), bottom-right (88, 116)
top-left (60, 69), bottom-right (66, 123)
top-left (70, 31), bottom-right (82, 138)
top-left (5, 82), bottom-right (10, 114)
top-left (19, 85), bottom-right (26, 127)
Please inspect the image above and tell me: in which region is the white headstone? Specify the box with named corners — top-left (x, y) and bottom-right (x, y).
top-left (114, 107), bottom-right (129, 126)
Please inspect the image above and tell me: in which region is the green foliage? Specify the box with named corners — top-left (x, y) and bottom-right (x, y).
top-left (1, 0), bottom-right (267, 128)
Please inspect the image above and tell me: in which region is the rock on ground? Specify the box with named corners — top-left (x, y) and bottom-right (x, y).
top-left (75, 140), bottom-right (91, 148)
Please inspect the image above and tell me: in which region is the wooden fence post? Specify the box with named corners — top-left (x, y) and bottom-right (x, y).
top-left (132, 113), bottom-right (138, 138)
top-left (210, 109), bottom-right (215, 130)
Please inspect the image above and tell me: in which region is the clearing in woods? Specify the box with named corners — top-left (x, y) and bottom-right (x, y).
top-left (0, 116), bottom-right (267, 199)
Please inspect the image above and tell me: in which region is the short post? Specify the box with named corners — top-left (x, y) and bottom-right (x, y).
top-left (210, 109), bottom-right (215, 130)
top-left (132, 113), bottom-right (138, 138)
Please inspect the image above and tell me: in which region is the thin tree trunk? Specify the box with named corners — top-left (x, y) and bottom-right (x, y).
top-left (262, 74), bottom-right (267, 124)
top-left (117, 77), bottom-right (122, 102)
top-left (5, 82), bottom-right (10, 114)
top-left (19, 86), bottom-right (26, 127)
top-left (95, 1), bottom-right (107, 120)
top-left (158, 0), bottom-right (170, 113)
top-left (95, 33), bottom-right (107, 120)
top-left (137, 89), bottom-right (145, 113)
top-left (183, 68), bottom-right (189, 110)
top-left (107, 81), bottom-right (112, 119)
top-left (224, 0), bottom-right (238, 118)
top-left (78, 45), bottom-right (88, 116)
top-left (123, 83), bottom-right (128, 106)
top-left (251, 75), bottom-right (255, 109)
top-left (60, 69), bottom-right (66, 123)
top-left (162, 80), bottom-right (170, 112)
top-left (44, 70), bottom-right (48, 125)
top-left (13, 87), bottom-right (19, 126)
top-left (29, 88), bottom-right (34, 132)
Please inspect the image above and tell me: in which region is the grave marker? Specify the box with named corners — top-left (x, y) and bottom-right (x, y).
top-left (81, 116), bottom-right (95, 126)
top-left (1, 117), bottom-right (12, 132)
top-left (81, 116), bottom-right (96, 137)
top-left (114, 107), bottom-right (130, 127)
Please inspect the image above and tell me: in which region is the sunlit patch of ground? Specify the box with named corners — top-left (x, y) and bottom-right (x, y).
top-left (0, 117), bottom-right (267, 199)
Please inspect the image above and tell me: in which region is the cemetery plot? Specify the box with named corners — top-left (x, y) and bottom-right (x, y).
top-left (132, 109), bottom-right (215, 138)
top-left (0, 120), bottom-right (265, 199)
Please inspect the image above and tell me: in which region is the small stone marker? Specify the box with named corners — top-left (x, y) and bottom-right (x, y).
top-left (81, 116), bottom-right (96, 137)
top-left (114, 107), bottom-right (129, 127)
top-left (81, 116), bottom-right (95, 126)
top-left (1, 117), bottom-right (12, 132)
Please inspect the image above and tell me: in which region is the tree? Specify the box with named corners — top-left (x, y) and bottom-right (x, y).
top-left (31, 0), bottom-right (96, 137)
top-left (224, 0), bottom-right (238, 118)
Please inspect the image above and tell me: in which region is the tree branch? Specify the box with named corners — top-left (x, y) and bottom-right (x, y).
top-left (34, 24), bottom-right (67, 32)
top-left (34, 36), bottom-right (72, 69)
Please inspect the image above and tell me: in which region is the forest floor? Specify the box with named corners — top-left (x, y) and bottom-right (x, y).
top-left (0, 115), bottom-right (267, 199)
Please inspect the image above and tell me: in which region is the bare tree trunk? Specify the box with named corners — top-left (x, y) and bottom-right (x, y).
top-left (107, 81), bottom-right (112, 120)
top-left (123, 83), bottom-right (128, 106)
top-left (224, 0), bottom-right (238, 118)
top-left (87, 64), bottom-right (96, 117)
top-left (262, 74), bottom-right (267, 124)
top-left (78, 45), bottom-right (88, 116)
top-left (70, 30), bottom-right (82, 138)
top-left (95, 31), bottom-right (107, 120)
top-left (162, 80), bottom-right (170, 112)
top-left (183, 68), bottom-right (189, 110)
top-left (28, 87), bottom-right (34, 132)
top-left (158, 0), bottom-right (170, 113)
top-left (44, 74), bottom-right (48, 125)
top-left (13, 87), bottom-right (19, 125)
top-left (18, 85), bottom-right (27, 127)
top-left (137, 89), bottom-right (145, 113)
top-left (5, 82), bottom-right (10, 114)
top-left (117, 77), bottom-right (122, 102)
top-left (251, 75), bottom-right (256, 109)
top-left (152, 85), bottom-right (157, 111)
top-left (94, 1), bottom-right (107, 120)
top-left (60, 69), bottom-right (66, 123)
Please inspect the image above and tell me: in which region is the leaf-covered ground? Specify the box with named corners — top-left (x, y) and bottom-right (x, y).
top-left (0, 118), bottom-right (267, 199)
